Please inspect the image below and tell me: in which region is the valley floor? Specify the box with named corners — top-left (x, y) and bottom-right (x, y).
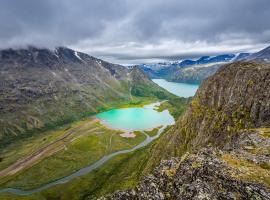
top-left (0, 97), bottom-right (186, 200)
top-left (0, 115), bottom-right (148, 194)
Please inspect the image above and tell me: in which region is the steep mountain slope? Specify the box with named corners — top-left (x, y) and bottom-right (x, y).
top-left (169, 62), bottom-right (225, 84)
top-left (151, 61), bottom-right (270, 161)
top-left (234, 53), bottom-right (251, 61)
top-left (0, 47), bottom-right (172, 146)
top-left (128, 66), bottom-right (170, 99)
top-left (102, 61), bottom-right (270, 199)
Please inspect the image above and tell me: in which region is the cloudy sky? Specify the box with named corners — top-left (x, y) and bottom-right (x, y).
top-left (0, 0), bottom-right (269, 64)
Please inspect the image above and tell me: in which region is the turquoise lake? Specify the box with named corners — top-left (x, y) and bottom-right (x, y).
top-left (96, 102), bottom-right (175, 131)
top-left (152, 79), bottom-right (199, 97)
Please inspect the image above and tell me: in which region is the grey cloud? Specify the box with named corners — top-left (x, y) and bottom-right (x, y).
top-left (0, 0), bottom-right (269, 64)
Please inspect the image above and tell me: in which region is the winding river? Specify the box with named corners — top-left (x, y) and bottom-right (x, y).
top-left (0, 127), bottom-right (166, 195)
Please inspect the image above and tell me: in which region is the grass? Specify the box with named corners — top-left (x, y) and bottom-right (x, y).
top-left (221, 154), bottom-right (270, 188)
top-left (0, 122), bottom-right (76, 171)
top-left (0, 96), bottom-right (160, 151)
top-left (257, 128), bottom-right (270, 138)
top-left (156, 97), bottom-right (190, 119)
top-left (0, 95), bottom-right (188, 199)
top-left (43, 144), bottom-right (154, 200)
top-left (0, 120), bottom-right (146, 190)
top-left (0, 141), bottom-right (156, 200)
top-left (0, 193), bottom-right (46, 200)
top-left (0, 96), bottom-right (158, 171)
top-left (144, 127), bottom-right (161, 137)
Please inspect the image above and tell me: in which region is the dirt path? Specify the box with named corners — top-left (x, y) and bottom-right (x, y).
top-left (0, 118), bottom-right (99, 184)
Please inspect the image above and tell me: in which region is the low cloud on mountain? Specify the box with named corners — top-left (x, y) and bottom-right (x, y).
top-left (0, 0), bottom-right (269, 64)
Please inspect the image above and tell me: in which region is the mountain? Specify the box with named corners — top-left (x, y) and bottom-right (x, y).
top-left (169, 62), bottom-right (224, 84)
top-left (139, 47), bottom-right (270, 84)
top-left (180, 54), bottom-right (235, 67)
top-left (234, 53), bottom-right (251, 61)
top-left (142, 54), bottom-right (237, 72)
top-left (173, 46), bottom-right (270, 83)
top-left (104, 61), bottom-right (270, 199)
top-left (139, 53), bottom-right (249, 83)
top-left (0, 47), bottom-right (172, 146)
top-left (245, 45), bottom-right (270, 63)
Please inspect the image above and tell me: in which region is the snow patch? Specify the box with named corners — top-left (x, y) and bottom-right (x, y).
top-left (187, 62), bottom-right (228, 69)
top-left (74, 51), bottom-right (83, 61)
top-left (231, 53), bottom-right (240, 61)
top-left (54, 50), bottom-right (59, 58)
top-left (96, 60), bottom-right (102, 65)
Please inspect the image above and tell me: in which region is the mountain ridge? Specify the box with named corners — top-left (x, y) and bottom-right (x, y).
top-left (139, 46), bottom-right (270, 84)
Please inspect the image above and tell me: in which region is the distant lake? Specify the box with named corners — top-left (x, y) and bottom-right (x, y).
top-left (152, 79), bottom-right (199, 97)
top-left (96, 102), bottom-right (174, 131)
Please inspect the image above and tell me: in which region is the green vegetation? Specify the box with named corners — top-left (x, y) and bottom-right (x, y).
top-left (0, 56), bottom-right (175, 149)
top-left (0, 193), bottom-right (45, 200)
top-left (0, 98), bottom-right (184, 199)
top-left (257, 128), bottom-right (270, 138)
top-left (43, 145), bottom-right (154, 200)
top-left (0, 134), bottom-right (161, 200)
top-left (0, 96), bottom-right (159, 151)
top-left (0, 79), bottom-right (187, 199)
top-left (0, 120), bottom-right (146, 190)
top-left (131, 85), bottom-right (169, 100)
top-left (221, 154), bottom-right (270, 188)
top-left (156, 97), bottom-right (191, 119)
top-left (144, 127), bottom-right (160, 137)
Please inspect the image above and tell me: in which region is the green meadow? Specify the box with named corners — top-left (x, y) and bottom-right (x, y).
top-left (0, 96), bottom-right (188, 200)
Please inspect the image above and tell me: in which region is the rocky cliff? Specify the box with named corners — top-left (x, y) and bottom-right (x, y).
top-left (151, 62), bottom-right (270, 160)
top-left (101, 61), bottom-right (270, 199)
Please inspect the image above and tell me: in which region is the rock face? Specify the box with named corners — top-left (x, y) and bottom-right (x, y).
top-left (100, 61), bottom-right (270, 199)
top-left (0, 47), bottom-right (171, 146)
top-left (102, 143), bottom-right (270, 200)
top-left (101, 128), bottom-right (270, 200)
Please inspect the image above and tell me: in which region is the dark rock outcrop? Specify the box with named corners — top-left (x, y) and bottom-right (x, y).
top-left (101, 142), bottom-right (270, 200)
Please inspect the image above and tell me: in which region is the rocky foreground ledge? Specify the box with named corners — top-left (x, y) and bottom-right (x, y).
top-left (99, 129), bottom-right (270, 200)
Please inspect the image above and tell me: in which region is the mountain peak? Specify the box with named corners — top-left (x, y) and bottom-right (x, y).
top-left (246, 45), bottom-right (270, 63)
